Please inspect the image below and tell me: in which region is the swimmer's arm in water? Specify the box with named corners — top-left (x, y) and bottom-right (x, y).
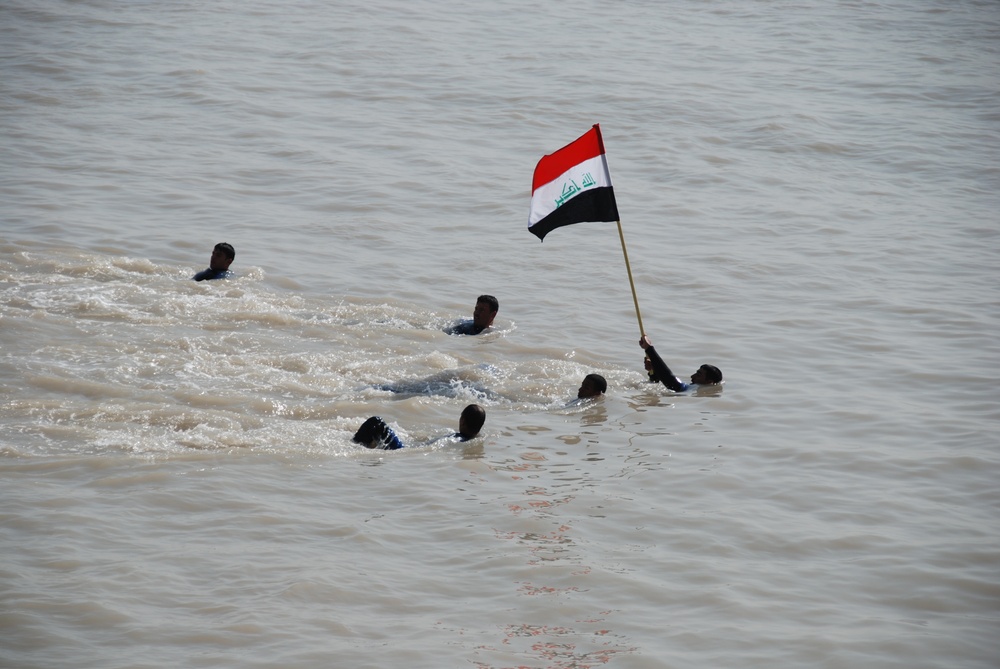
top-left (640, 335), bottom-right (688, 392)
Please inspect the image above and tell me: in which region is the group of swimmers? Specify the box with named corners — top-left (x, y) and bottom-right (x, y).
top-left (193, 242), bottom-right (724, 450)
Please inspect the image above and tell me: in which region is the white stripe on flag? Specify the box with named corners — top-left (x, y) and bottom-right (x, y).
top-left (529, 155), bottom-right (612, 226)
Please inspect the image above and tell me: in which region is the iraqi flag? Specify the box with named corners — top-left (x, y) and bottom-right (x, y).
top-left (528, 124), bottom-right (620, 241)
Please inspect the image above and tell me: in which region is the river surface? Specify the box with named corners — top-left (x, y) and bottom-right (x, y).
top-left (2, 1), bottom-right (998, 667)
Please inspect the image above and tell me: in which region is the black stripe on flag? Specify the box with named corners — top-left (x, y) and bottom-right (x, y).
top-left (528, 187), bottom-right (620, 241)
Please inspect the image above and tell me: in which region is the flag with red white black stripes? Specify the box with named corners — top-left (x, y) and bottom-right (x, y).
top-left (528, 124), bottom-right (620, 241)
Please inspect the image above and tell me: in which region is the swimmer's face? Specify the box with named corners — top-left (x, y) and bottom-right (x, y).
top-left (690, 365), bottom-right (716, 385)
top-left (473, 300), bottom-right (497, 329)
top-left (210, 247), bottom-right (232, 270)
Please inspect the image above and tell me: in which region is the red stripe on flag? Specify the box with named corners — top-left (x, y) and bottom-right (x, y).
top-left (531, 125), bottom-right (605, 193)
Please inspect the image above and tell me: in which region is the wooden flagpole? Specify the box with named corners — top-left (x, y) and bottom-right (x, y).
top-left (616, 219), bottom-right (645, 337)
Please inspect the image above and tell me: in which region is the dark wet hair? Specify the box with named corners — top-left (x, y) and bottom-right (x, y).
top-left (477, 295), bottom-right (498, 313)
top-left (460, 403), bottom-right (486, 438)
top-left (584, 373), bottom-right (607, 394)
top-left (702, 365), bottom-right (723, 383)
top-left (215, 242), bottom-right (235, 260)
